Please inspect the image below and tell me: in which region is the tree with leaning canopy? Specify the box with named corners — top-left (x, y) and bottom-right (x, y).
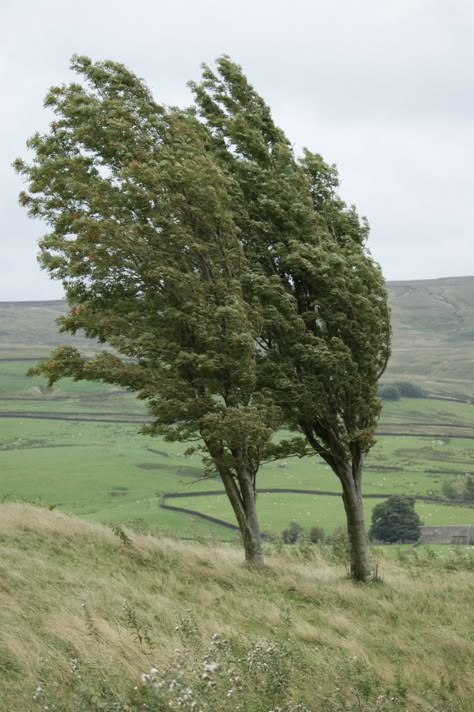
top-left (14, 56), bottom-right (282, 567)
top-left (15, 55), bottom-right (391, 579)
top-left (189, 57), bottom-right (391, 581)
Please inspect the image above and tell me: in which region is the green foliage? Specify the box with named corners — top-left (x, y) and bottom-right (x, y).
top-left (327, 525), bottom-right (351, 564)
top-left (369, 496), bottom-right (421, 544)
top-left (190, 56), bottom-right (390, 463)
top-left (111, 523), bottom-right (134, 548)
top-left (15, 54), bottom-right (390, 575)
top-left (308, 525), bottom-right (325, 544)
top-left (392, 381), bottom-right (426, 398)
top-left (379, 385), bottom-right (401, 401)
top-left (281, 521), bottom-right (304, 544)
top-left (189, 55), bottom-right (391, 581)
top-left (14, 55), bottom-right (289, 562)
top-left (463, 476), bottom-right (474, 502)
top-left (122, 600), bottom-right (152, 649)
top-left (441, 480), bottom-right (460, 501)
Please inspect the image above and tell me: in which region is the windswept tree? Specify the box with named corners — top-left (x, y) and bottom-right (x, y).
top-left (190, 57), bottom-right (391, 580)
top-left (14, 56), bottom-right (282, 567)
top-left (16, 55), bottom-right (391, 578)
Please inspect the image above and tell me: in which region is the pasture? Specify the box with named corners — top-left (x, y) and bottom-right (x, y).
top-left (1, 358), bottom-right (473, 541)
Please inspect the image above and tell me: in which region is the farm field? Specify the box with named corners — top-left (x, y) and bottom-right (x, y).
top-left (1, 357), bottom-right (473, 541)
top-left (171, 488), bottom-right (474, 537)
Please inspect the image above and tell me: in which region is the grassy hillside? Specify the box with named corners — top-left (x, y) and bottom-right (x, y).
top-left (1, 394), bottom-right (474, 540)
top-left (2, 286), bottom-right (473, 711)
top-left (1, 357), bottom-right (474, 540)
top-left (1, 283), bottom-right (474, 541)
top-left (2, 275), bottom-right (474, 395)
top-left (1, 503), bottom-right (473, 711)
top-left (0, 301), bottom-right (95, 359)
top-left (384, 276), bottom-right (474, 398)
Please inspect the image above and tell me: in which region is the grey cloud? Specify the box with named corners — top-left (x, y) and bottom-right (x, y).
top-left (2, 0), bottom-right (474, 298)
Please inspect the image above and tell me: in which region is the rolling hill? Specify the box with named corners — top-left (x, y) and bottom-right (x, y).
top-left (1, 275), bottom-right (474, 397)
top-left (0, 300), bottom-right (95, 359)
top-left (384, 276), bottom-right (474, 398)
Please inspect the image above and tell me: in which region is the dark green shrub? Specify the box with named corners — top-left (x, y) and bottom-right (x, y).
top-left (369, 495), bottom-right (421, 543)
top-left (327, 525), bottom-right (350, 564)
top-left (442, 480), bottom-right (460, 500)
top-left (282, 521), bottom-right (304, 544)
top-left (393, 381), bottom-right (426, 398)
top-left (379, 384), bottom-right (401, 401)
top-left (309, 526), bottom-right (325, 544)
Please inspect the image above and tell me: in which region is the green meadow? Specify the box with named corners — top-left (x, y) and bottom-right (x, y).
top-left (1, 358), bottom-right (473, 541)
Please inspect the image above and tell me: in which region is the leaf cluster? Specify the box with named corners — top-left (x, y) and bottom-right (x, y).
top-left (16, 54), bottom-right (391, 488)
top-left (189, 57), bottom-right (391, 468)
top-left (18, 56), bottom-right (281, 484)
top-left (369, 495), bottom-right (422, 544)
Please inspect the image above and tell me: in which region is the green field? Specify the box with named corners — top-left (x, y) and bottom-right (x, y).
top-left (1, 357), bottom-right (473, 541)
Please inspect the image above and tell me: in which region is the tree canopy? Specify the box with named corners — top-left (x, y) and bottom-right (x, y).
top-left (15, 55), bottom-right (391, 577)
top-left (190, 58), bottom-right (391, 580)
top-left (369, 495), bottom-right (421, 544)
top-left (15, 56), bottom-right (283, 566)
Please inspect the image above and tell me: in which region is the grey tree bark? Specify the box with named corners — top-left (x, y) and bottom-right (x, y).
top-left (337, 456), bottom-right (371, 582)
top-left (219, 466), bottom-right (264, 567)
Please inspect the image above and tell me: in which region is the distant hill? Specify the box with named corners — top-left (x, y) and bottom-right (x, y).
top-left (1, 275), bottom-right (474, 397)
top-left (384, 276), bottom-right (474, 399)
top-left (0, 300), bottom-right (94, 359)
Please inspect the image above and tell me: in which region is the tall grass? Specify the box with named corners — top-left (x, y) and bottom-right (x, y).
top-left (1, 503), bottom-right (473, 710)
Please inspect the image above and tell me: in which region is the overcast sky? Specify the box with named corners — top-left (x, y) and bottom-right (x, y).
top-left (2, 0), bottom-right (473, 300)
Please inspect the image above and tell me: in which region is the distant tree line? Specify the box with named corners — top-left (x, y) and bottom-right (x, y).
top-left (281, 521), bottom-right (325, 544)
top-left (379, 381), bottom-right (426, 401)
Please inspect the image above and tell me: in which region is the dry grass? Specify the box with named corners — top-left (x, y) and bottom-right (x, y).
top-left (1, 503), bottom-right (473, 711)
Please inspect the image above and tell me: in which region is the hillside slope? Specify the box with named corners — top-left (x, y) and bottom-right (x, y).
top-left (385, 276), bottom-right (474, 398)
top-left (1, 275), bottom-right (474, 396)
top-left (0, 301), bottom-right (95, 358)
top-left (0, 504), bottom-right (473, 711)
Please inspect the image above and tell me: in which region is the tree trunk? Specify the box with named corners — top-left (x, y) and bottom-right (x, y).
top-left (203, 437), bottom-right (265, 567)
top-left (219, 465), bottom-right (264, 567)
top-left (339, 462), bottom-right (372, 582)
top-left (238, 467), bottom-right (265, 567)
top-left (300, 423), bottom-right (372, 581)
